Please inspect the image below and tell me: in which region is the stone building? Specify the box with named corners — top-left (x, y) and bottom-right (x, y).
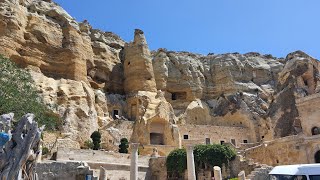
top-left (245, 91), bottom-right (320, 166)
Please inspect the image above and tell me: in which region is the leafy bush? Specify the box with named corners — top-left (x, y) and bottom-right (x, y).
top-left (194, 144), bottom-right (236, 168)
top-left (166, 148), bottom-right (187, 174)
top-left (90, 131), bottom-right (101, 150)
top-left (83, 140), bottom-right (94, 149)
top-left (42, 147), bottom-right (49, 155)
top-left (0, 55), bottom-right (61, 130)
top-left (118, 138), bottom-right (129, 153)
top-left (166, 144), bottom-right (236, 176)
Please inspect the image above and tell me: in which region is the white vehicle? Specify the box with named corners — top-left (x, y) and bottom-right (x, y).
top-left (269, 164), bottom-right (320, 180)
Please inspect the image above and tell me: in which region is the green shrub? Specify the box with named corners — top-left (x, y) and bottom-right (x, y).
top-left (90, 131), bottom-right (101, 150)
top-left (84, 140), bottom-right (94, 149)
top-left (166, 144), bottom-right (236, 176)
top-left (194, 144), bottom-right (236, 168)
top-left (0, 55), bottom-right (61, 130)
top-left (166, 148), bottom-right (187, 174)
top-left (118, 138), bottom-right (129, 153)
top-left (42, 147), bottom-right (49, 155)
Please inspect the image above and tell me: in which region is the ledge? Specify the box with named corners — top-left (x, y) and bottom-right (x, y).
top-left (296, 93), bottom-right (320, 105)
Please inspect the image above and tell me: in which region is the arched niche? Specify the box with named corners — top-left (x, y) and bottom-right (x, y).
top-left (150, 121), bottom-right (165, 145)
top-left (315, 150), bottom-right (320, 163)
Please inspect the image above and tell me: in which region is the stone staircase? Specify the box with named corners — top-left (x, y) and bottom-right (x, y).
top-left (87, 162), bottom-right (150, 180)
top-left (234, 144), bottom-right (273, 180)
top-left (54, 148), bottom-right (152, 179)
top-left (246, 165), bottom-right (273, 180)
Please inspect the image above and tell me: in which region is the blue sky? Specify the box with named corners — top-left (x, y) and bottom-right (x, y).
top-left (54, 0), bottom-right (320, 59)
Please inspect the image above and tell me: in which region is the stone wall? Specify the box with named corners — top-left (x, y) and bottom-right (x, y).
top-left (36, 161), bottom-right (97, 180)
top-left (296, 93), bottom-right (320, 136)
top-left (57, 148), bottom-right (150, 166)
top-left (245, 135), bottom-right (320, 166)
top-left (139, 145), bottom-right (177, 157)
top-left (179, 124), bottom-right (253, 147)
top-left (149, 157), bottom-right (167, 180)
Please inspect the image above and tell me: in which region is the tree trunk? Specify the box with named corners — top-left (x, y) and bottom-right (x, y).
top-left (0, 113), bottom-right (43, 180)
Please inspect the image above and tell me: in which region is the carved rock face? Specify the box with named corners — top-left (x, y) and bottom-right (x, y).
top-left (123, 29), bottom-right (157, 93)
top-left (1, 0), bottom-right (320, 150)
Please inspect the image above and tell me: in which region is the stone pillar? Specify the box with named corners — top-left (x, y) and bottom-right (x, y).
top-left (186, 145), bottom-right (196, 180)
top-left (130, 143), bottom-right (139, 180)
top-left (99, 166), bottom-right (107, 180)
top-left (213, 166), bottom-right (222, 180)
top-left (238, 171), bottom-right (246, 180)
top-left (36, 143), bottom-right (42, 163)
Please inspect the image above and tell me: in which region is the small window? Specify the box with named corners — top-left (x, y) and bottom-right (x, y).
top-left (128, 61), bottom-right (130, 65)
top-left (261, 136), bottom-right (265, 139)
top-left (171, 92), bottom-right (187, 100)
top-left (220, 140), bottom-right (225, 145)
top-left (231, 139), bottom-right (236, 146)
top-left (205, 138), bottom-right (210, 145)
top-left (172, 93), bottom-right (177, 100)
top-left (243, 140), bottom-right (248, 143)
top-left (183, 135), bottom-right (189, 140)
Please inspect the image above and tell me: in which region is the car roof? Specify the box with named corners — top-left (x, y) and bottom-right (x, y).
top-left (269, 164), bottom-right (320, 175)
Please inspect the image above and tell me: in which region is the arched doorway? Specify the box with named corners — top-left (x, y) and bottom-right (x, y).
top-left (314, 151), bottom-right (320, 163)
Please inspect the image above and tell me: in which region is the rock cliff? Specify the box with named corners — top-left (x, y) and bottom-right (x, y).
top-left (1, 0), bottom-right (319, 150)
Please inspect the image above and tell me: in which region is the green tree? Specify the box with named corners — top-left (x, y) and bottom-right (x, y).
top-left (166, 148), bottom-right (187, 177)
top-left (90, 131), bottom-right (101, 150)
top-left (118, 138), bottom-right (129, 153)
top-left (194, 144), bottom-right (236, 169)
top-left (166, 144), bottom-right (236, 177)
top-left (0, 55), bottom-right (61, 130)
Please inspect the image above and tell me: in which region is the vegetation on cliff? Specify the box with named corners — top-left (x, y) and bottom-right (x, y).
top-left (0, 55), bottom-right (61, 130)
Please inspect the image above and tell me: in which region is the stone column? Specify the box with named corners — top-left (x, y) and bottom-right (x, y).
top-left (213, 166), bottom-right (222, 180)
top-left (36, 143), bottom-right (42, 163)
top-left (99, 166), bottom-right (107, 180)
top-left (186, 145), bottom-right (196, 180)
top-left (238, 171), bottom-right (246, 180)
top-left (130, 143), bottom-right (139, 180)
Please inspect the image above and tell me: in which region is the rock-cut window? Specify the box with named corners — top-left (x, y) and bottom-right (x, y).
top-left (183, 135), bottom-right (189, 139)
top-left (312, 127), bottom-right (320, 135)
top-left (113, 110), bottom-right (119, 119)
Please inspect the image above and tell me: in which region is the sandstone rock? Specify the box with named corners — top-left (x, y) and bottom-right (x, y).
top-left (123, 29), bottom-right (157, 93)
top-left (269, 51), bottom-right (320, 138)
top-left (1, 0), bottom-right (320, 154)
top-left (31, 71), bottom-right (98, 146)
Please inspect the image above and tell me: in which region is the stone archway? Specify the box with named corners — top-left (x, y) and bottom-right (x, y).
top-left (314, 151), bottom-right (320, 163)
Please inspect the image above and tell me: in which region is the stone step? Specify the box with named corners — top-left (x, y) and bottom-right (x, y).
top-left (95, 169), bottom-right (147, 180)
top-left (87, 162), bottom-right (149, 172)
